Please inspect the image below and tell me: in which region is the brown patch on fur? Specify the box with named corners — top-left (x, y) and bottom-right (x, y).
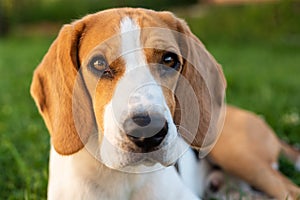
top-left (30, 9), bottom-right (126, 155)
top-left (30, 21), bottom-right (95, 155)
top-left (178, 22), bottom-right (226, 150)
top-left (89, 57), bottom-right (126, 134)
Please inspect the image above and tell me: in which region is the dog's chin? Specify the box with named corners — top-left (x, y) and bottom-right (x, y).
top-left (129, 156), bottom-right (177, 168)
top-left (102, 155), bottom-right (176, 173)
top-left (96, 134), bottom-right (189, 173)
top-left (99, 147), bottom-right (174, 173)
top-left (120, 158), bottom-right (177, 173)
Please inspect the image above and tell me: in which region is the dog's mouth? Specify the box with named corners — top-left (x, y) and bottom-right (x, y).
top-left (96, 123), bottom-right (188, 172)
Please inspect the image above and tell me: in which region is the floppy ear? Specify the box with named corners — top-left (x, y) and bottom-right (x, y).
top-left (175, 20), bottom-right (226, 156)
top-left (30, 21), bottom-right (96, 155)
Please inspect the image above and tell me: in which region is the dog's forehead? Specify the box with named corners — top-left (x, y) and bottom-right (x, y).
top-left (78, 8), bottom-right (182, 61)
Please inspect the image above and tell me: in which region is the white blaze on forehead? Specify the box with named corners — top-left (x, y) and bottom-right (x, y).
top-left (120, 17), bottom-right (147, 72)
top-left (99, 16), bottom-right (183, 170)
top-left (118, 16), bottom-right (163, 112)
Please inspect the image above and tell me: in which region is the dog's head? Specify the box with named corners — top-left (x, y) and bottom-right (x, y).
top-left (31, 8), bottom-right (226, 171)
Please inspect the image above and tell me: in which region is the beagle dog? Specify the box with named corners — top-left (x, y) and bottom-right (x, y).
top-left (30, 7), bottom-right (300, 200)
top-left (30, 8), bottom-right (226, 200)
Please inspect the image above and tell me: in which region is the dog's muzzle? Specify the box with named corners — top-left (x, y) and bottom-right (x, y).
top-left (123, 112), bottom-right (168, 152)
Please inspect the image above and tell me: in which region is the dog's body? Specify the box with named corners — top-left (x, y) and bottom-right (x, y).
top-left (30, 7), bottom-right (299, 200)
top-left (208, 105), bottom-right (300, 199)
top-left (31, 8), bottom-right (225, 199)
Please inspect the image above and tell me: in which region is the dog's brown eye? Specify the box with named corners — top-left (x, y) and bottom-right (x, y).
top-left (88, 55), bottom-right (113, 78)
top-left (89, 56), bottom-right (108, 72)
top-left (161, 52), bottom-right (181, 71)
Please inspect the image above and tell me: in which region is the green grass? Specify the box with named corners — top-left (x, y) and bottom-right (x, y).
top-left (0, 36), bottom-right (53, 199)
top-left (0, 1), bottom-right (300, 199)
top-left (2, 0), bottom-right (196, 25)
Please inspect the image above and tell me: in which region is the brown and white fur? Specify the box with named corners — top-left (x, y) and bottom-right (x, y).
top-left (30, 7), bottom-right (300, 200)
top-left (30, 8), bottom-right (225, 200)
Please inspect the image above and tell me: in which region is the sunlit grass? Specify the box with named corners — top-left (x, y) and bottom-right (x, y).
top-left (0, 36), bottom-right (52, 199)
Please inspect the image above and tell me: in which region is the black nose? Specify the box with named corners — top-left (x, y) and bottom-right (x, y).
top-left (132, 114), bottom-right (151, 127)
top-left (123, 113), bottom-right (168, 151)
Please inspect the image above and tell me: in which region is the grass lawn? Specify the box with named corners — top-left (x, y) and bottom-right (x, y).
top-left (0, 2), bottom-right (300, 199)
top-left (0, 36), bottom-right (54, 199)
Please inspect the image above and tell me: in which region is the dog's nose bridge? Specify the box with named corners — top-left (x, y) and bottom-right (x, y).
top-left (111, 66), bottom-right (168, 126)
top-left (128, 83), bottom-right (163, 107)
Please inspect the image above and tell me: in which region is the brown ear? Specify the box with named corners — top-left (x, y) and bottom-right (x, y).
top-left (30, 21), bottom-right (96, 155)
top-left (175, 20), bottom-right (226, 156)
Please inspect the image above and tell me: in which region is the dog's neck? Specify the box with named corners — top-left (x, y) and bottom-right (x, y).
top-left (47, 145), bottom-right (203, 200)
top-left (48, 146), bottom-right (150, 199)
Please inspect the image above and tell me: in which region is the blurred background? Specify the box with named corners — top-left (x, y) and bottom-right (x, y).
top-left (0, 0), bottom-right (299, 199)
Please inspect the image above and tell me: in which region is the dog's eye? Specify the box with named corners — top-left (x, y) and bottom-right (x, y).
top-left (88, 55), bottom-right (113, 78)
top-left (89, 56), bottom-right (108, 72)
top-left (161, 52), bottom-right (181, 71)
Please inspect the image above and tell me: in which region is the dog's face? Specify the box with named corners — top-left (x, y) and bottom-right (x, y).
top-left (31, 8), bottom-right (226, 171)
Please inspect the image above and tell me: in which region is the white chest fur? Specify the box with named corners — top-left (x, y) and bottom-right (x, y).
top-left (47, 146), bottom-right (203, 200)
